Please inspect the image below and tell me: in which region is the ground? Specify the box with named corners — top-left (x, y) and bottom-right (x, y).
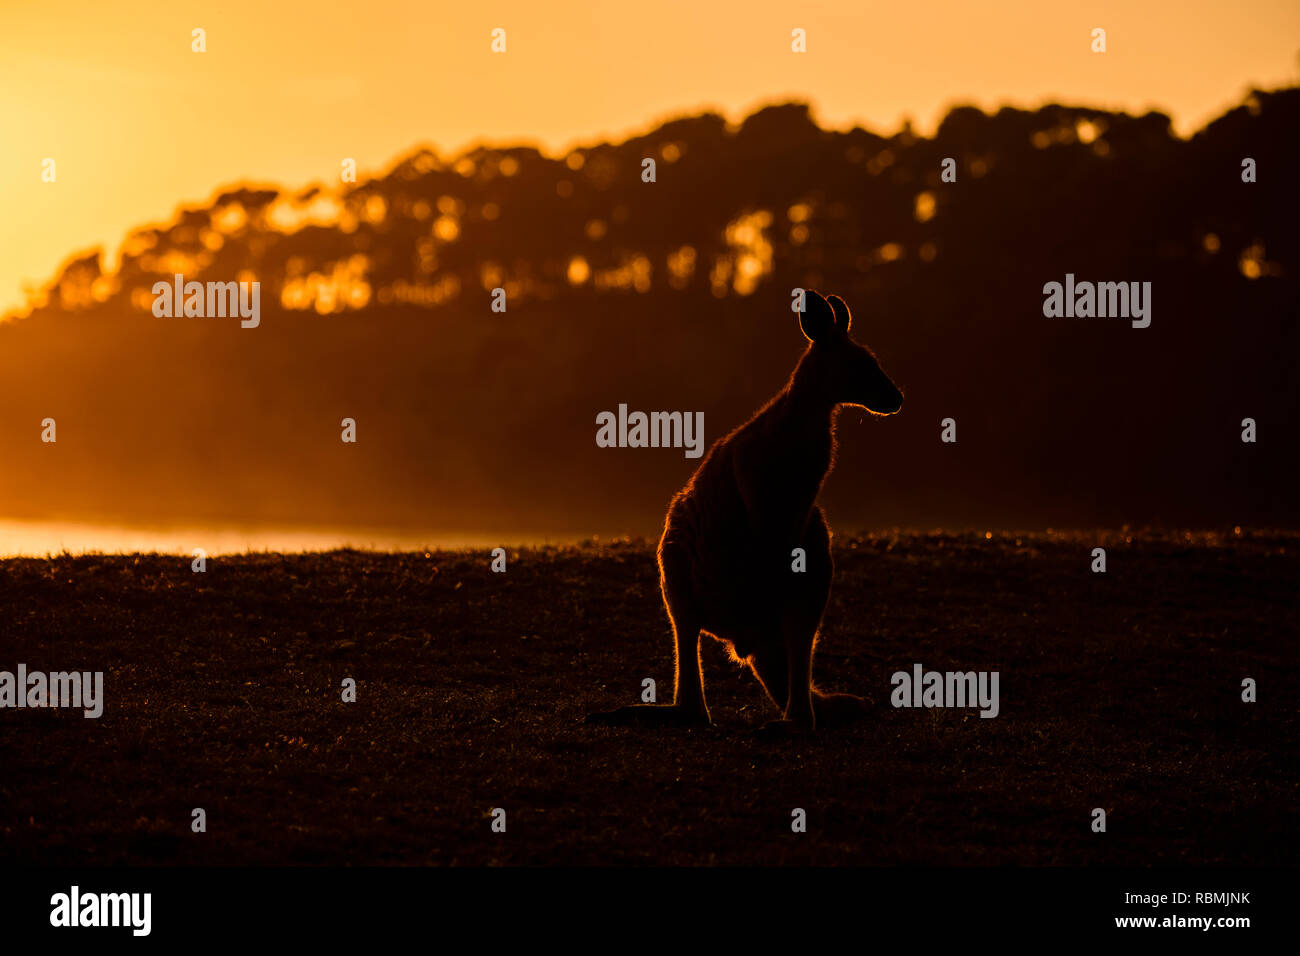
top-left (0, 529), bottom-right (1294, 865)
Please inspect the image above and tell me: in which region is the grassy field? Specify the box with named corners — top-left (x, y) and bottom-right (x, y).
top-left (0, 530), bottom-right (1295, 866)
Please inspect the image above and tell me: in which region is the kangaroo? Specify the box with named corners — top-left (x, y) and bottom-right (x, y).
top-left (588, 291), bottom-right (903, 732)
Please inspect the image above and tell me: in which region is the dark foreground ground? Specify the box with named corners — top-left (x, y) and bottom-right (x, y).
top-left (0, 530), bottom-right (1295, 866)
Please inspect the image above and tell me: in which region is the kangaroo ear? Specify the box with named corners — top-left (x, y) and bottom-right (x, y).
top-left (827, 294), bottom-right (852, 333)
top-left (799, 290), bottom-right (836, 342)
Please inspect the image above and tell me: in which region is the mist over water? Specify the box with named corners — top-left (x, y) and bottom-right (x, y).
top-left (0, 519), bottom-right (575, 557)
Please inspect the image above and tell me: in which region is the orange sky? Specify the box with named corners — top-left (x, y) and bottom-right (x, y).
top-left (2, 0), bottom-right (1297, 319)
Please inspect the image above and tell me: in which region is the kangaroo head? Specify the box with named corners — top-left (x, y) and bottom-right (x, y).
top-left (796, 290), bottom-right (903, 415)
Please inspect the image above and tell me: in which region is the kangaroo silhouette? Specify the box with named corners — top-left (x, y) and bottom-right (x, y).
top-left (588, 291), bottom-right (903, 732)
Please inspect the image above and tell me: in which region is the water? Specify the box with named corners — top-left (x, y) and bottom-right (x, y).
top-left (0, 519), bottom-right (556, 557)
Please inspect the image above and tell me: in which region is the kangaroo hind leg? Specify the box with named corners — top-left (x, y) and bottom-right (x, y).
top-left (585, 538), bottom-right (711, 727)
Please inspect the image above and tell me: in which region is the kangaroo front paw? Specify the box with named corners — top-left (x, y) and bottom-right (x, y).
top-left (585, 703), bottom-right (711, 728)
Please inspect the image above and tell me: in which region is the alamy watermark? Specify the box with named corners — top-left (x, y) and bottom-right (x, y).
top-left (596, 404), bottom-right (704, 459)
top-left (891, 663), bottom-right (999, 718)
top-left (0, 664), bottom-right (103, 718)
top-left (152, 273), bottom-right (260, 328)
top-left (50, 886), bottom-right (150, 936)
top-left (1042, 274), bottom-right (1151, 328)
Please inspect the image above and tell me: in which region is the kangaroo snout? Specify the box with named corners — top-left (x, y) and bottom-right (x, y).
top-left (877, 376), bottom-right (904, 415)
